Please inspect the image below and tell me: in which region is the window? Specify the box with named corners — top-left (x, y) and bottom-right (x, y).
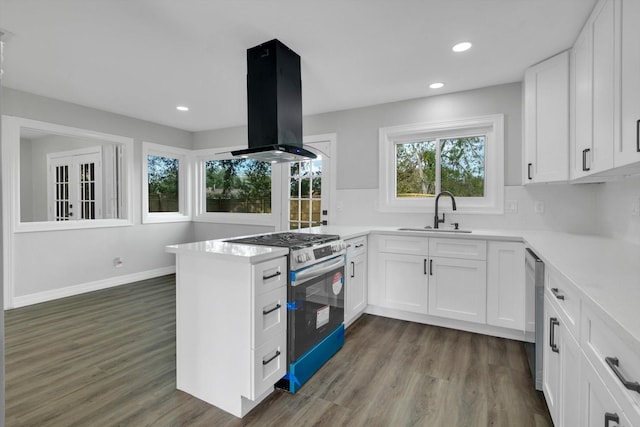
top-left (142, 142), bottom-right (190, 223)
top-left (379, 115), bottom-right (503, 213)
top-left (289, 158), bottom-right (323, 229)
top-left (204, 159), bottom-right (271, 214)
top-left (193, 148), bottom-right (281, 226)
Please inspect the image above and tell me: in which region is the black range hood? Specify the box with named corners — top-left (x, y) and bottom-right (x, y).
top-left (231, 39), bottom-right (316, 163)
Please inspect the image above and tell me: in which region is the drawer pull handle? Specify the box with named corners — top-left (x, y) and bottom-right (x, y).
top-left (262, 350), bottom-right (281, 365)
top-left (262, 303), bottom-right (281, 315)
top-left (604, 412), bottom-right (619, 427)
top-left (605, 357), bottom-right (640, 394)
top-left (550, 317), bottom-right (559, 353)
top-left (551, 287), bottom-right (565, 300)
top-left (355, 243), bottom-right (364, 248)
top-left (582, 148), bottom-right (591, 171)
top-left (263, 271), bottom-right (282, 281)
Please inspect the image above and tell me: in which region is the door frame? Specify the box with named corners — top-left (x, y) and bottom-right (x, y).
top-left (279, 133), bottom-right (337, 231)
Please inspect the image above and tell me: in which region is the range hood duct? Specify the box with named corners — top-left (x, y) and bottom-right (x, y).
top-left (231, 39), bottom-right (316, 163)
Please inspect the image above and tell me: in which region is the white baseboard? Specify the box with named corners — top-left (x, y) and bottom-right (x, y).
top-left (9, 266), bottom-right (176, 309)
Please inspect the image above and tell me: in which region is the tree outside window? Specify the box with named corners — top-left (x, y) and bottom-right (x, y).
top-left (147, 155), bottom-right (179, 212)
top-left (205, 159), bottom-right (271, 213)
top-left (396, 136), bottom-right (485, 199)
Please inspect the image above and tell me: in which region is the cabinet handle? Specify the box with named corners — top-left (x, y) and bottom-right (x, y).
top-left (604, 412), bottom-right (619, 427)
top-left (423, 259), bottom-right (427, 275)
top-left (605, 357), bottom-right (640, 394)
top-left (355, 243), bottom-right (364, 248)
top-left (351, 261), bottom-right (355, 278)
top-left (550, 317), bottom-right (559, 353)
top-left (582, 148), bottom-right (591, 171)
top-left (262, 303), bottom-right (281, 315)
top-left (551, 287), bottom-right (565, 300)
top-left (636, 119), bottom-right (640, 152)
top-left (263, 271), bottom-right (281, 281)
top-left (262, 350), bottom-right (281, 365)
top-left (527, 163), bottom-right (533, 180)
top-left (429, 259), bottom-right (433, 276)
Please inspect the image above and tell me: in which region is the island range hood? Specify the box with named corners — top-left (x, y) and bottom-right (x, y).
top-left (231, 39), bottom-right (317, 163)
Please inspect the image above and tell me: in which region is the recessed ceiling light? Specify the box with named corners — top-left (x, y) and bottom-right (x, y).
top-left (452, 42), bottom-right (472, 52)
top-left (429, 82), bottom-right (444, 89)
top-left (176, 105), bottom-right (189, 112)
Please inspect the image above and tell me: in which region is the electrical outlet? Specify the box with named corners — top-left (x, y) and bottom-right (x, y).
top-left (113, 257), bottom-right (124, 268)
top-left (534, 200), bottom-right (545, 214)
top-left (505, 200), bottom-right (518, 213)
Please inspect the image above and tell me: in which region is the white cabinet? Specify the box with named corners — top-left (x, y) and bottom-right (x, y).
top-left (428, 238), bottom-right (487, 324)
top-left (345, 236), bottom-right (367, 326)
top-left (373, 251), bottom-right (429, 314)
top-left (523, 51), bottom-right (570, 184)
top-left (618, 0), bottom-right (640, 167)
top-left (582, 354), bottom-right (634, 427)
top-left (369, 235), bottom-right (429, 314)
top-left (174, 254), bottom-right (287, 418)
top-left (486, 241), bottom-right (526, 331)
top-left (543, 293), bottom-right (581, 427)
top-left (571, 0), bottom-right (622, 179)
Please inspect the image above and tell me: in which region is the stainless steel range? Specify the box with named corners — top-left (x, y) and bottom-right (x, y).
top-left (225, 232), bottom-right (347, 393)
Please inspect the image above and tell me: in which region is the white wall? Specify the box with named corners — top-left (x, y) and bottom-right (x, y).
top-left (595, 175), bottom-right (640, 244)
top-left (2, 88), bottom-right (196, 306)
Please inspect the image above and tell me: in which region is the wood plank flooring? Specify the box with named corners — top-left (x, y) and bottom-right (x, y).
top-left (5, 275), bottom-right (552, 426)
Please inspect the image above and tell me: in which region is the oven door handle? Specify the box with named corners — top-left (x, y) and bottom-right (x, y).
top-left (291, 257), bottom-right (345, 287)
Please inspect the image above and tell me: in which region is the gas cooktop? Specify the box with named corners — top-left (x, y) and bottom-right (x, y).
top-left (225, 232), bottom-right (340, 250)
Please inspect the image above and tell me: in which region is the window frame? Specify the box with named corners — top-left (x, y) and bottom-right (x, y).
top-left (192, 146), bottom-right (282, 226)
top-left (2, 115), bottom-right (134, 233)
top-left (379, 114), bottom-right (504, 214)
top-left (142, 141), bottom-right (191, 224)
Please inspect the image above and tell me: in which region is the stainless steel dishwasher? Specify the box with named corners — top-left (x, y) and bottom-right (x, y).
top-left (524, 248), bottom-right (544, 391)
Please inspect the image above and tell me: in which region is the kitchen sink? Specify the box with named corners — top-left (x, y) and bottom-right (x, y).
top-left (397, 227), bottom-right (472, 233)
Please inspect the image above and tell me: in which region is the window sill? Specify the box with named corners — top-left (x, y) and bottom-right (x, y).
top-left (193, 212), bottom-right (276, 227)
top-left (142, 213), bottom-right (192, 224)
top-left (14, 219), bottom-right (134, 233)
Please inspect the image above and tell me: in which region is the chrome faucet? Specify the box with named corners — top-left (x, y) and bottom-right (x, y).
top-left (434, 191), bottom-right (457, 229)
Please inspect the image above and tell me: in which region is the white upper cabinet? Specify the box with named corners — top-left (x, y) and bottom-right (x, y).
top-left (523, 51), bottom-right (570, 184)
top-left (618, 0), bottom-right (640, 167)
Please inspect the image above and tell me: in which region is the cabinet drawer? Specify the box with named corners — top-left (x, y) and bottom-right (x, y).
top-left (375, 235), bottom-right (428, 255)
top-left (346, 236), bottom-right (367, 257)
top-left (254, 287), bottom-right (287, 349)
top-left (429, 238), bottom-right (486, 260)
top-left (250, 333), bottom-right (286, 400)
top-left (545, 267), bottom-right (581, 340)
top-left (582, 302), bottom-right (640, 423)
top-left (253, 256), bottom-right (287, 296)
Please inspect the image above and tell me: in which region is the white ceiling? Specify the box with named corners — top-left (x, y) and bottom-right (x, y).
top-left (1, 0), bottom-right (597, 132)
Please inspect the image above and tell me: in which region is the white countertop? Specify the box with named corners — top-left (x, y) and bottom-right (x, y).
top-left (166, 226), bottom-right (640, 352)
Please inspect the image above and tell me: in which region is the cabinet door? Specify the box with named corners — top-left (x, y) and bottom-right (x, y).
top-left (428, 257), bottom-right (486, 323)
top-left (572, 24), bottom-right (594, 179)
top-left (523, 51), bottom-right (570, 183)
top-left (486, 242), bottom-right (526, 330)
top-left (591, 0), bottom-right (620, 173)
top-left (618, 0), bottom-right (640, 166)
top-left (346, 252), bottom-right (367, 325)
top-left (374, 252), bottom-right (428, 313)
top-left (559, 325), bottom-right (581, 427)
top-left (582, 355), bottom-right (633, 427)
top-left (543, 295), bottom-right (561, 424)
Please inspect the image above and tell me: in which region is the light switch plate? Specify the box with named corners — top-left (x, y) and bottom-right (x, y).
top-left (505, 200), bottom-right (518, 213)
top-left (534, 200), bottom-right (545, 214)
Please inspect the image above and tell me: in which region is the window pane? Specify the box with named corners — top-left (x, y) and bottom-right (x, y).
top-left (395, 141), bottom-right (437, 198)
top-left (148, 155), bottom-right (179, 213)
top-left (440, 136), bottom-right (485, 197)
top-left (205, 159), bottom-right (271, 213)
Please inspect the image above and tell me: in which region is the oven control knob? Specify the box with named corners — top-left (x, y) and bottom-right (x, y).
top-left (296, 253), bottom-right (311, 263)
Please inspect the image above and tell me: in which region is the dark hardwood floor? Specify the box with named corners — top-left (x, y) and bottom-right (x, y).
top-left (5, 275), bottom-right (552, 426)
